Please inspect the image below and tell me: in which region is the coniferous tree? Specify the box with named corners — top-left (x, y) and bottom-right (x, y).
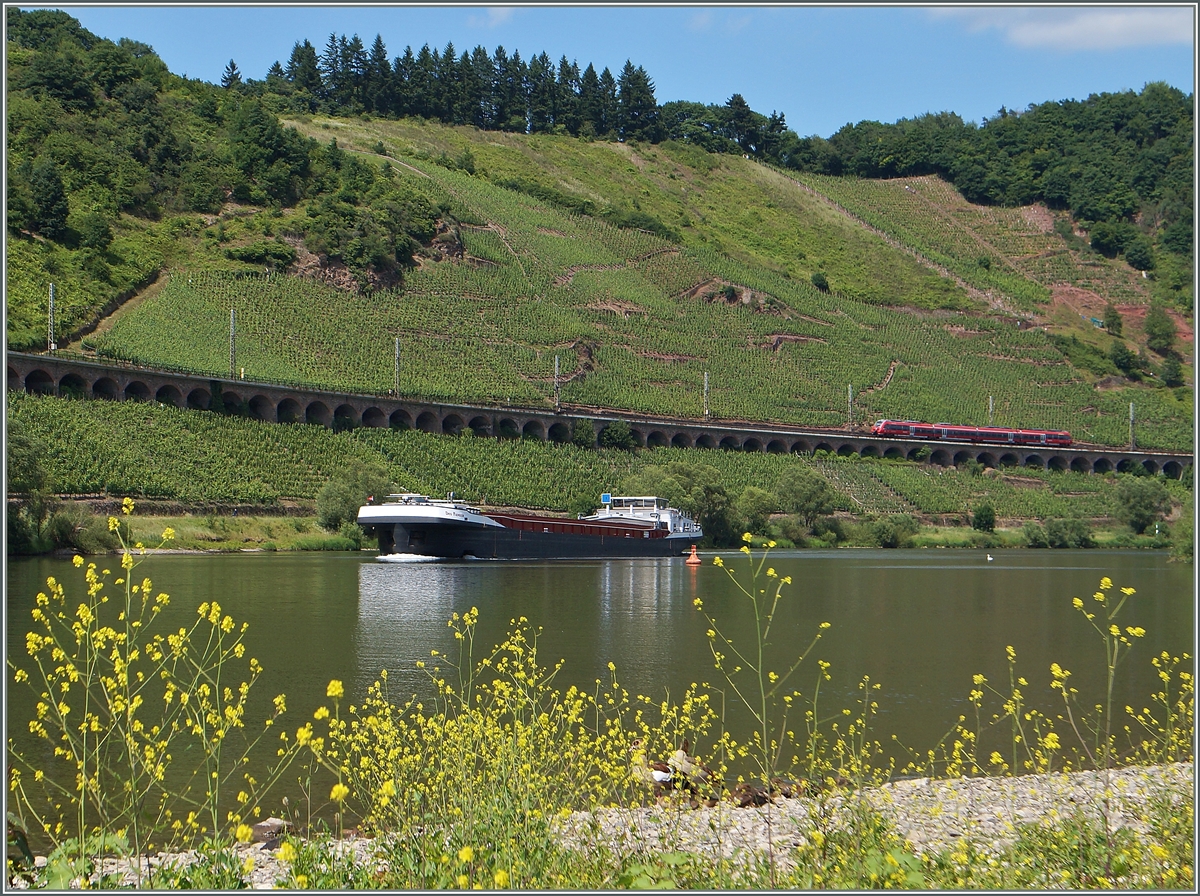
top-left (286, 40), bottom-right (319, 87)
top-left (392, 46), bottom-right (415, 117)
top-left (318, 33), bottom-right (341, 103)
top-left (365, 34), bottom-right (392, 114)
top-left (220, 58), bottom-right (242, 89)
top-left (458, 46), bottom-right (489, 127)
top-left (341, 34), bottom-right (367, 110)
top-left (411, 44), bottom-right (436, 118)
top-left (437, 42), bottom-right (461, 123)
top-left (555, 56), bottom-right (581, 135)
top-left (526, 51), bottom-right (555, 133)
top-left (617, 61), bottom-right (660, 142)
top-left (597, 66), bottom-right (618, 137)
top-left (578, 62), bottom-right (602, 137)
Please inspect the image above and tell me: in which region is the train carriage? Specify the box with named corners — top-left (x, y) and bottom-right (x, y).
top-left (871, 419), bottom-right (1072, 447)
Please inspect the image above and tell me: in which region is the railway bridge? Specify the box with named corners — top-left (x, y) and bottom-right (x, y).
top-left (7, 352), bottom-right (1192, 479)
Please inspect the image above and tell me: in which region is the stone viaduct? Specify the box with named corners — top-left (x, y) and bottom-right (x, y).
top-left (7, 352), bottom-right (1192, 479)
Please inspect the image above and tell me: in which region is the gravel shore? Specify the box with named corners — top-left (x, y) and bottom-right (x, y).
top-left (553, 762), bottom-right (1193, 867)
top-left (15, 763), bottom-right (1192, 888)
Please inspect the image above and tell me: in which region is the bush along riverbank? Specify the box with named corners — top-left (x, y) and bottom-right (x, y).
top-left (7, 509), bottom-right (1194, 889)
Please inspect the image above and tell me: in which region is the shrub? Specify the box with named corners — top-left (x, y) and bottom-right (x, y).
top-left (1046, 517), bottom-right (1094, 548)
top-left (813, 516), bottom-right (845, 544)
top-left (1115, 475), bottom-right (1171, 535)
top-left (1143, 304), bottom-right (1177, 356)
top-left (1103, 302), bottom-right (1123, 336)
top-left (971, 503), bottom-right (996, 533)
top-left (735, 485), bottom-right (776, 535)
top-left (598, 420), bottom-right (637, 451)
top-left (871, 514), bottom-right (918, 548)
top-left (811, 271), bottom-right (829, 292)
top-left (570, 419), bottom-right (596, 449)
top-left (316, 461), bottom-right (393, 531)
top-left (1023, 521), bottom-right (1049, 548)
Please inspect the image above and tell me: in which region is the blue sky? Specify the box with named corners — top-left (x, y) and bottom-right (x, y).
top-left (30, 4), bottom-right (1197, 137)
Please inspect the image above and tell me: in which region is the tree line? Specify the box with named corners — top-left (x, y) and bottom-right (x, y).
top-left (6, 6), bottom-right (1191, 326)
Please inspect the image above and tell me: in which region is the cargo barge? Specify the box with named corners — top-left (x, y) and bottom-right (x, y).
top-left (357, 493), bottom-right (703, 560)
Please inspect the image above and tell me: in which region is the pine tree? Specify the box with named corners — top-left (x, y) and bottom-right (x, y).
top-left (392, 46), bottom-right (416, 117)
top-left (526, 52), bottom-right (555, 133)
top-left (319, 33), bottom-right (341, 103)
top-left (220, 58), bottom-right (242, 89)
top-left (617, 61), bottom-right (660, 143)
top-left (437, 42), bottom-right (461, 123)
top-left (365, 34), bottom-right (392, 114)
top-left (597, 66), bottom-right (618, 138)
top-left (578, 63), bottom-right (602, 137)
top-left (412, 44), bottom-right (436, 118)
top-left (555, 56), bottom-right (581, 135)
top-left (286, 40), bottom-right (322, 95)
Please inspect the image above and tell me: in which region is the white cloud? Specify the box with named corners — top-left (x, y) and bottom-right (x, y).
top-left (467, 7), bottom-right (515, 30)
top-left (930, 7), bottom-right (1193, 50)
top-left (687, 10), bottom-right (753, 34)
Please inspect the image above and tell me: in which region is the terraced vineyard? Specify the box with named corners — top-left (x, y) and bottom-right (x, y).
top-left (83, 136), bottom-right (1191, 451)
top-left (796, 173), bottom-right (1151, 308)
top-left (12, 393), bottom-right (1187, 521)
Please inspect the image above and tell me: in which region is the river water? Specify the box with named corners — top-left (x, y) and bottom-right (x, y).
top-left (6, 548), bottom-right (1192, 832)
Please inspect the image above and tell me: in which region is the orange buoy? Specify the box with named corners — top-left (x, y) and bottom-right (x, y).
top-left (685, 544), bottom-right (702, 566)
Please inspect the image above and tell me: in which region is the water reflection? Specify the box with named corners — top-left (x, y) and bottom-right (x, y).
top-left (355, 558), bottom-right (702, 699)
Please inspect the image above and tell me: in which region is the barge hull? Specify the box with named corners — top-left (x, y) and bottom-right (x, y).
top-left (376, 522), bottom-right (697, 560)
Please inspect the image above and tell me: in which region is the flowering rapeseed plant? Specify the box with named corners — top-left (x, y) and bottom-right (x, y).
top-left (7, 499), bottom-right (305, 886)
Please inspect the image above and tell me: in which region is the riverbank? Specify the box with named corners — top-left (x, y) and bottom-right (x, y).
top-left (22, 510), bottom-right (1173, 555)
top-left (22, 762), bottom-right (1191, 889)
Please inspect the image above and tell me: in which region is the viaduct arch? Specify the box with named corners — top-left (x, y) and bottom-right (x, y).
top-left (7, 352), bottom-right (1192, 479)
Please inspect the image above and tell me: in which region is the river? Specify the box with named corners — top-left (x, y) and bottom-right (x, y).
top-left (6, 548), bottom-right (1192, 836)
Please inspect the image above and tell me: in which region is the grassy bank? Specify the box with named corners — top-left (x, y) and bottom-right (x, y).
top-left (114, 512), bottom-right (1172, 555)
top-left (122, 513), bottom-right (371, 553)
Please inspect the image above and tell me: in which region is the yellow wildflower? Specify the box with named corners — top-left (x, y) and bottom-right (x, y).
top-left (235, 823), bottom-right (254, 843)
top-left (122, 497), bottom-right (135, 515)
top-left (493, 869), bottom-right (510, 888)
top-left (327, 679), bottom-right (344, 700)
top-left (330, 782), bottom-right (349, 802)
top-left (458, 845), bottom-right (474, 863)
top-left (741, 532), bottom-right (753, 543)
top-left (276, 841), bottom-right (297, 862)
top-left (72, 555), bottom-right (83, 568)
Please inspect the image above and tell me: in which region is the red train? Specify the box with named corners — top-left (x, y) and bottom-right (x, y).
top-left (871, 419), bottom-right (1072, 447)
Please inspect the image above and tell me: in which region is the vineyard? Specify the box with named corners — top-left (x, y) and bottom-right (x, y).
top-left (12, 393), bottom-right (1187, 522)
top-left (79, 128), bottom-right (1191, 452)
top-left (795, 173), bottom-right (1152, 309)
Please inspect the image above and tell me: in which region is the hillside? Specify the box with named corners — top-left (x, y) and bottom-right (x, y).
top-left (73, 118), bottom-right (1191, 451)
top-left (6, 9), bottom-right (1194, 459)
